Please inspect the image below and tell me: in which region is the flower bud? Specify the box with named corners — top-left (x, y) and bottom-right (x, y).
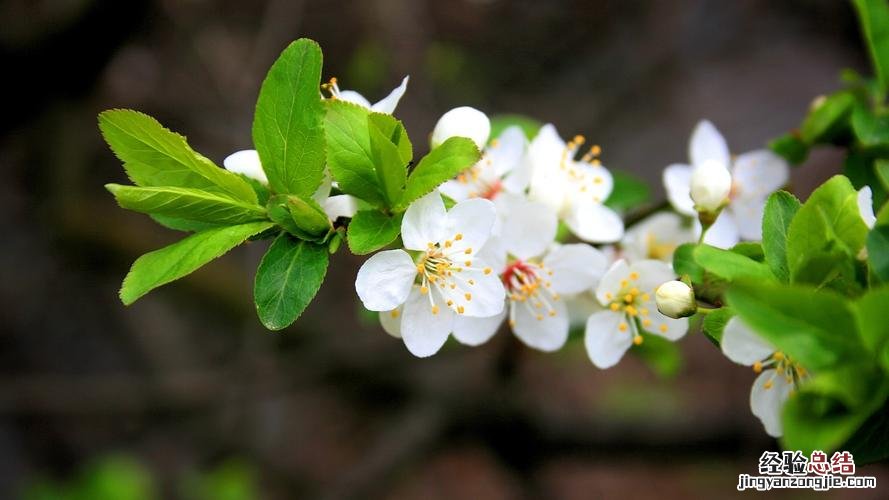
top-left (689, 159), bottom-right (731, 213)
top-left (431, 106), bottom-right (490, 150)
top-left (655, 280), bottom-right (696, 319)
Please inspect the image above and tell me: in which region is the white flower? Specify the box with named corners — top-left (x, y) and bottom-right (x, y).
top-left (654, 280), bottom-right (695, 319)
top-left (355, 191), bottom-right (506, 357)
top-left (221, 155), bottom-right (357, 222)
top-left (858, 186), bottom-right (876, 229)
top-left (430, 106), bottom-right (492, 150)
top-left (584, 259), bottom-right (689, 368)
top-left (324, 76), bottom-right (410, 114)
top-left (690, 159), bottom-right (732, 212)
top-left (663, 120), bottom-right (789, 248)
top-left (453, 241), bottom-right (608, 351)
top-left (440, 125), bottom-right (556, 253)
top-left (527, 124), bottom-right (624, 243)
top-left (721, 317), bottom-right (808, 437)
top-left (620, 211), bottom-right (695, 262)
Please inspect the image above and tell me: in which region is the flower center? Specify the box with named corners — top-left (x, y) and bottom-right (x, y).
top-left (321, 77), bottom-right (342, 99)
top-left (502, 259), bottom-right (559, 324)
top-left (414, 233), bottom-right (492, 315)
top-left (603, 271), bottom-right (670, 344)
top-left (645, 233), bottom-right (678, 260)
top-left (752, 351), bottom-right (807, 390)
top-left (560, 134), bottom-right (607, 202)
top-left (458, 155), bottom-right (503, 200)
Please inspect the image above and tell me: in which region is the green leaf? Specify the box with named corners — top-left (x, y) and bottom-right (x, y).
top-left (762, 191), bottom-right (801, 282)
top-left (324, 100), bottom-right (386, 207)
top-left (489, 114), bottom-right (542, 141)
top-left (799, 91), bottom-right (855, 144)
top-left (693, 244), bottom-right (775, 283)
top-left (106, 184), bottom-right (266, 224)
top-left (254, 233), bottom-right (329, 330)
top-left (149, 214), bottom-right (222, 233)
top-left (605, 171), bottom-right (651, 212)
top-left (855, 286), bottom-right (889, 357)
top-left (347, 210), bottom-right (403, 254)
top-left (852, 0), bottom-right (889, 93)
top-left (99, 109), bottom-right (256, 203)
top-left (768, 132), bottom-right (809, 165)
top-left (726, 281), bottom-right (862, 370)
top-left (672, 243), bottom-right (704, 283)
top-left (397, 137), bottom-right (480, 210)
top-left (120, 221), bottom-right (274, 304)
top-left (287, 194), bottom-right (331, 236)
top-left (842, 398), bottom-right (889, 463)
top-left (702, 307), bottom-right (733, 344)
top-left (729, 242), bottom-right (764, 262)
top-left (843, 152), bottom-right (887, 209)
top-left (369, 112), bottom-right (412, 165)
top-left (786, 175), bottom-right (868, 283)
top-left (867, 225), bottom-right (889, 282)
top-left (851, 105), bottom-right (889, 151)
top-left (368, 114), bottom-right (407, 206)
top-left (782, 388), bottom-right (881, 455)
top-left (252, 39), bottom-right (326, 197)
top-left (876, 159), bottom-right (889, 191)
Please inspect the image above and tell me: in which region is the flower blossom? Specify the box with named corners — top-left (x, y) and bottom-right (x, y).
top-left (620, 211), bottom-right (695, 263)
top-left (323, 76), bottom-right (410, 114)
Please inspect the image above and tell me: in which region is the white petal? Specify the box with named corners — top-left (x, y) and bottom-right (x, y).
top-left (452, 309), bottom-right (506, 346)
top-left (401, 190), bottom-right (448, 250)
top-left (401, 287), bottom-right (454, 357)
top-left (721, 317), bottom-right (774, 366)
top-left (584, 310), bottom-right (633, 368)
top-left (858, 186), bottom-right (876, 229)
top-left (663, 164), bottom-right (695, 216)
top-left (355, 250), bottom-right (416, 311)
top-left (641, 307), bottom-right (689, 341)
top-left (336, 90), bottom-right (373, 109)
top-left (430, 106), bottom-right (490, 150)
top-left (487, 126), bottom-right (527, 178)
top-left (689, 119), bottom-right (730, 169)
top-left (512, 298), bottom-right (569, 351)
top-left (629, 259), bottom-right (676, 294)
top-left (223, 149), bottom-right (268, 184)
top-left (323, 194), bottom-right (358, 221)
top-left (595, 259), bottom-right (630, 305)
top-left (750, 369), bottom-right (794, 437)
top-left (699, 210), bottom-right (740, 248)
top-left (729, 198), bottom-right (766, 241)
top-left (378, 308), bottom-right (402, 338)
top-left (565, 201), bottom-right (624, 243)
top-left (442, 267), bottom-right (505, 317)
top-left (474, 237), bottom-right (508, 273)
top-left (445, 198), bottom-right (497, 255)
top-left (621, 211), bottom-right (695, 262)
top-left (502, 155), bottom-right (533, 194)
top-left (439, 179), bottom-right (472, 202)
top-left (498, 196), bottom-right (558, 260)
top-left (565, 292), bottom-right (604, 328)
top-left (544, 244), bottom-right (608, 295)
top-left (371, 75), bottom-right (409, 114)
top-left (731, 149), bottom-right (789, 200)
top-left (527, 124), bottom-right (568, 211)
top-left (690, 159), bottom-right (732, 212)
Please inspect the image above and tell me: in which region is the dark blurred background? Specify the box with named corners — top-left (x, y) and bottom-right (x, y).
top-left (2, 0), bottom-right (887, 498)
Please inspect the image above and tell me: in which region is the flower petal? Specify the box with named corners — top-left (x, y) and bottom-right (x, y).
top-left (595, 259), bottom-right (630, 305)
top-left (564, 201), bottom-right (624, 243)
top-left (544, 243), bottom-right (608, 295)
top-left (401, 287), bottom-right (454, 357)
top-left (731, 149), bottom-right (789, 200)
top-left (223, 149), bottom-right (268, 184)
top-left (584, 310), bottom-right (633, 368)
top-left (729, 197), bottom-right (766, 241)
top-left (565, 292), bottom-right (604, 328)
top-left (696, 210), bottom-right (740, 248)
top-left (430, 106), bottom-right (491, 149)
top-left (488, 126), bottom-right (527, 178)
top-left (475, 237), bottom-right (508, 274)
top-left (442, 266), bottom-right (506, 317)
top-left (750, 369), bottom-right (794, 437)
top-left (512, 298), bottom-right (569, 351)
top-left (445, 198), bottom-right (497, 255)
top-left (498, 195), bottom-right (558, 260)
top-left (858, 186), bottom-right (876, 229)
top-left (323, 194), bottom-right (358, 221)
top-left (629, 259), bottom-right (676, 294)
top-left (379, 308), bottom-right (402, 338)
top-left (401, 190), bottom-right (448, 250)
top-left (336, 90), bottom-right (373, 109)
top-left (528, 124), bottom-right (568, 211)
top-left (371, 75), bottom-right (409, 114)
top-left (355, 249), bottom-right (417, 311)
top-left (621, 211), bottom-right (694, 262)
top-left (689, 119), bottom-right (730, 169)
top-left (721, 317), bottom-right (774, 366)
top-left (439, 178), bottom-right (473, 202)
top-left (663, 163), bottom-right (695, 216)
top-left (452, 309), bottom-right (506, 346)
top-left (641, 309), bottom-right (689, 341)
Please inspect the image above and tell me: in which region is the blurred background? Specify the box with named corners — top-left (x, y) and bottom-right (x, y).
top-left (2, 0), bottom-right (888, 498)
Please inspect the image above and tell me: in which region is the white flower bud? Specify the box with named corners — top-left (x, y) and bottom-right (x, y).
top-left (430, 106), bottom-right (490, 150)
top-left (655, 280), bottom-right (696, 319)
top-left (689, 159), bottom-right (732, 213)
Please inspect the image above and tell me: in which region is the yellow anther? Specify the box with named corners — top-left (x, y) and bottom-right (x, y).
top-left (390, 310), bottom-right (400, 318)
top-left (773, 351), bottom-right (785, 361)
top-left (618, 322), bottom-right (628, 332)
top-left (444, 240), bottom-right (453, 248)
top-left (629, 287), bottom-right (640, 295)
top-left (468, 279), bottom-right (476, 285)
top-left (605, 292), bottom-right (613, 300)
top-left (573, 134), bottom-right (585, 144)
top-left (549, 310), bottom-right (557, 317)
top-left (447, 300), bottom-right (454, 306)
top-left (625, 305), bottom-right (637, 317)
top-left (457, 306), bottom-right (465, 314)
top-left (642, 319), bottom-right (652, 327)
top-left (509, 320), bottom-right (516, 327)
top-left (420, 286), bottom-right (429, 295)
top-left (465, 260), bottom-right (472, 266)
top-left (624, 294), bottom-right (634, 303)
top-left (640, 308), bottom-right (649, 316)
top-left (536, 314), bottom-right (544, 321)
top-left (753, 361), bottom-right (763, 373)
top-left (764, 380), bottom-right (774, 390)
top-left (484, 268), bottom-right (492, 275)
top-left (455, 233), bottom-right (463, 240)
top-left (633, 335), bottom-right (643, 345)
top-left (620, 279), bottom-right (629, 288)
top-left (593, 176), bottom-right (603, 184)
top-left (416, 264), bottom-right (425, 273)
top-left (464, 293), bottom-right (472, 301)
top-left (431, 305), bottom-right (440, 315)
top-left (629, 272), bottom-right (639, 280)
top-left (427, 242), bottom-right (435, 249)
top-left (591, 144), bottom-right (601, 156)
top-left (450, 283), bottom-right (456, 289)
top-left (641, 293), bottom-right (650, 302)
top-left (464, 247), bottom-right (472, 254)
top-left (610, 303), bottom-right (621, 312)
top-left (659, 324), bottom-right (668, 333)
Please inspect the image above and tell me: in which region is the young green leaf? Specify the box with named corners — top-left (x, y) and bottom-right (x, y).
top-left (867, 226), bottom-right (889, 282)
top-left (150, 215), bottom-right (223, 233)
top-left (369, 112), bottom-right (412, 165)
top-left (854, 286), bottom-right (889, 357)
top-left (347, 210), bottom-right (403, 255)
top-left (852, 0), bottom-right (889, 93)
top-left (726, 281), bottom-right (863, 370)
top-left (120, 221), bottom-right (274, 305)
top-left (397, 137), bottom-right (480, 210)
top-left (99, 109), bottom-right (257, 203)
top-left (851, 105), bottom-right (889, 151)
top-left (693, 244), bottom-right (775, 283)
top-left (786, 175), bottom-right (868, 283)
top-left (729, 242), bottom-right (764, 262)
top-left (672, 243), bottom-right (704, 283)
top-left (324, 100), bottom-right (386, 207)
top-left (287, 194), bottom-right (331, 236)
top-left (252, 39), bottom-right (326, 197)
top-left (106, 184), bottom-right (266, 224)
top-left (368, 114), bottom-right (407, 206)
top-left (762, 191), bottom-right (801, 282)
top-left (605, 171), bottom-right (651, 212)
top-left (254, 233), bottom-right (329, 330)
top-left (702, 307), bottom-right (734, 344)
top-left (799, 91), bottom-right (855, 144)
top-left (768, 132), bottom-right (809, 165)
